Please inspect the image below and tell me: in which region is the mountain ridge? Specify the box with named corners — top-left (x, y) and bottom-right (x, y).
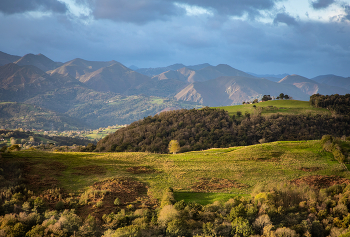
top-left (1, 50), bottom-right (349, 129)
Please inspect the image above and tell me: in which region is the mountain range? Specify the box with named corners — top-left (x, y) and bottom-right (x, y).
top-left (0, 50), bottom-right (349, 129)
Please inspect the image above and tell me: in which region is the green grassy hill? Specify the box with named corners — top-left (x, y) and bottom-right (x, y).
top-left (214, 100), bottom-right (331, 117)
top-left (5, 140), bottom-right (348, 204)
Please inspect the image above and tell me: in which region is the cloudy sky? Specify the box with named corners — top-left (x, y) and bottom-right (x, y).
top-left (0, 0), bottom-right (350, 78)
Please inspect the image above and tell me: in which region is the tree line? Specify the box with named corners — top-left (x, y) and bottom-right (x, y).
top-left (310, 93), bottom-right (350, 115)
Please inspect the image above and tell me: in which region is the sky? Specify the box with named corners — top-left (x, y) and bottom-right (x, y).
top-left (0, 0), bottom-right (350, 78)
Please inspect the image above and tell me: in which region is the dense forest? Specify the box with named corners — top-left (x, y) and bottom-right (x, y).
top-left (310, 94), bottom-right (350, 115)
top-left (96, 106), bottom-right (350, 153)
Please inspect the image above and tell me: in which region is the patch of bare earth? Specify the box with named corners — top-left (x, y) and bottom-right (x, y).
top-left (72, 165), bottom-right (106, 175)
top-left (126, 166), bottom-right (156, 174)
top-left (78, 177), bottom-right (158, 220)
top-left (24, 161), bottom-right (67, 191)
top-left (191, 178), bottom-right (248, 192)
top-left (291, 175), bottom-right (350, 189)
top-left (299, 167), bottom-right (322, 172)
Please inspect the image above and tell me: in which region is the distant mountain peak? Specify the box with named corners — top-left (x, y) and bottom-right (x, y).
top-left (14, 53), bottom-right (62, 71)
top-left (278, 74), bottom-right (310, 83)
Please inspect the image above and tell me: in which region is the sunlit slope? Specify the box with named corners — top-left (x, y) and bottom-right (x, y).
top-left (7, 140), bottom-right (348, 204)
top-left (215, 100), bottom-right (331, 117)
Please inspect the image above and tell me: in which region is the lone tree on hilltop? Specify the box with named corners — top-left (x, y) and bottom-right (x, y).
top-left (168, 140), bottom-right (180, 154)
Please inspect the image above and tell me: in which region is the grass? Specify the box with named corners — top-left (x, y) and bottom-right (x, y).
top-left (214, 100), bottom-right (331, 117)
top-left (151, 98), bottom-right (164, 105)
top-left (173, 192), bottom-right (247, 205)
top-left (5, 140), bottom-right (348, 204)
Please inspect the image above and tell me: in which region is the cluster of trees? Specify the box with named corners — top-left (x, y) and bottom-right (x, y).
top-left (261, 95), bottom-right (272, 102)
top-left (310, 94), bottom-right (350, 115)
top-left (96, 107), bottom-right (350, 153)
top-left (276, 93), bottom-right (290, 100)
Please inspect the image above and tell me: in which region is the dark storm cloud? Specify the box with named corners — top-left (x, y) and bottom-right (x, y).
top-left (90, 0), bottom-right (281, 24)
top-left (1, 0), bottom-right (350, 78)
top-left (0, 0), bottom-right (67, 15)
top-left (273, 13), bottom-right (298, 26)
top-left (311, 0), bottom-right (335, 10)
top-left (92, 0), bottom-right (183, 24)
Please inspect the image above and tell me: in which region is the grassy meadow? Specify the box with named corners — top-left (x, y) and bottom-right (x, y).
top-left (6, 139), bottom-right (348, 205)
top-left (215, 100), bottom-right (331, 117)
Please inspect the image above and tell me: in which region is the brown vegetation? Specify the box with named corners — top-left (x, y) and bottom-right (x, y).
top-left (126, 166), bottom-right (156, 174)
top-left (23, 160), bottom-right (67, 191)
top-left (290, 175), bottom-right (350, 189)
top-left (72, 165), bottom-right (106, 175)
top-left (191, 178), bottom-right (248, 192)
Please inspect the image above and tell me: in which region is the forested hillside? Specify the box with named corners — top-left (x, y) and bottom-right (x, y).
top-left (97, 106), bottom-right (350, 153)
top-left (310, 93), bottom-right (350, 115)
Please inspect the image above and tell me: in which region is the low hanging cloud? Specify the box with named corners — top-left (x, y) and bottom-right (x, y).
top-left (0, 0), bottom-right (67, 15)
top-left (311, 0), bottom-right (335, 10)
top-left (273, 13), bottom-right (298, 26)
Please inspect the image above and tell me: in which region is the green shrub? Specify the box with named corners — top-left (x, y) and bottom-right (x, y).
top-left (8, 144), bottom-right (21, 151)
top-left (33, 197), bottom-right (46, 213)
top-left (114, 197), bottom-right (120, 206)
top-left (166, 218), bottom-right (188, 237)
top-left (55, 201), bottom-right (65, 210)
top-left (160, 187), bottom-right (175, 208)
top-left (321, 135), bottom-right (333, 146)
top-left (231, 217), bottom-right (253, 237)
top-left (96, 200), bottom-right (103, 208)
